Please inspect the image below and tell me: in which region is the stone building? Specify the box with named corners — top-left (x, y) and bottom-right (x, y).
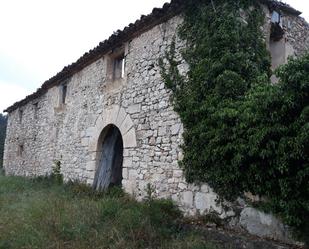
top-left (3, 0), bottom-right (309, 242)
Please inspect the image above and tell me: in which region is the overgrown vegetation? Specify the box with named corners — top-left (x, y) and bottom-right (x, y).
top-left (0, 175), bottom-right (218, 249)
top-left (52, 160), bottom-right (64, 184)
top-left (0, 114), bottom-right (7, 168)
top-left (160, 0), bottom-right (308, 240)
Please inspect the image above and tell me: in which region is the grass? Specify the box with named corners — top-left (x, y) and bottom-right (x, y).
top-left (0, 174), bottom-right (217, 249)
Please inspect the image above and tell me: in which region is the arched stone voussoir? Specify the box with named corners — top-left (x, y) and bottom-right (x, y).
top-left (88, 104), bottom-right (137, 152)
top-left (115, 107), bottom-right (127, 128)
top-left (104, 105), bottom-right (120, 126)
top-left (123, 128), bottom-right (137, 148)
top-left (120, 114), bottom-right (134, 135)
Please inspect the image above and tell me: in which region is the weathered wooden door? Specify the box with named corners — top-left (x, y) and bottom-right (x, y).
top-left (93, 125), bottom-right (123, 191)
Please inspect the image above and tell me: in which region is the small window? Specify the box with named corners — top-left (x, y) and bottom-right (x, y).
top-left (18, 144), bottom-right (24, 157)
top-left (270, 10), bottom-right (284, 41)
top-left (106, 47), bottom-right (126, 82)
top-left (33, 102), bottom-right (39, 119)
top-left (271, 11), bottom-right (280, 24)
top-left (113, 54), bottom-right (125, 80)
top-left (18, 109), bottom-right (23, 123)
top-left (60, 83), bottom-right (68, 104)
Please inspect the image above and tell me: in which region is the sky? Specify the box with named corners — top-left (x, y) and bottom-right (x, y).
top-left (0, 0), bottom-right (308, 113)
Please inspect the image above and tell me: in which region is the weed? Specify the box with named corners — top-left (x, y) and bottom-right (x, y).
top-left (51, 160), bottom-right (63, 184)
top-left (145, 182), bottom-right (156, 202)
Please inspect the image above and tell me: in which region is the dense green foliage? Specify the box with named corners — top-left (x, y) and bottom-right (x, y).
top-left (161, 0), bottom-right (271, 196)
top-left (0, 175), bottom-right (218, 249)
top-left (240, 55), bottom-right (309, 235)
top-left (160, 0), bottom-right (308, 238)
top-left (0, 114), bottom-right (7, 168)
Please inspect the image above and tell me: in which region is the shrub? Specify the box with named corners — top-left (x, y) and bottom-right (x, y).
top-left (51, 160), bottom-right (63, 184)
top-left (240, 55), bottom-right (309, 239)
top-left (64, 179), bottom-right (125, 199)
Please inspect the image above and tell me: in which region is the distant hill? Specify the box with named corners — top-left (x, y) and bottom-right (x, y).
top-left (0, 114), bottom-right (7, 168)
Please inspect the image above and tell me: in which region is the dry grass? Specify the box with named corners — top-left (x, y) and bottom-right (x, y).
top-left (0, 175), bottom-right (217, 249)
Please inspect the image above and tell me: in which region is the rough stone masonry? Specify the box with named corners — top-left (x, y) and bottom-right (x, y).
top-left (3, 0), bottom-right (309, 243)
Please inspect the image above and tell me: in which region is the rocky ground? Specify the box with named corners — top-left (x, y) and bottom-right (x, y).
top-left (184, 223), bottom-right (306, 249)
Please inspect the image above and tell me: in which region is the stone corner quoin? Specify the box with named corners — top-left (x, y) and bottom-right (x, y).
top-left (3, 0), bottom-right (308, 243)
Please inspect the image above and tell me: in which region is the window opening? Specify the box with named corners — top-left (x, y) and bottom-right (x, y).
top-left (18, 109), bottom-right (23, 123)
top-left (270, 11), bottom-right (284, 41)
top-left (61, 83), bottom-right (68, 104)
top-left (271, 11), bottom-right (280, 24)
top-left (33, 102), bottom-right (38, 119)
top-left (18, 144), bottom-right (24, 157)
top-left (113, 54), bottom-right (125, 80)
top-left (121, 56), bottom-right (125, 78)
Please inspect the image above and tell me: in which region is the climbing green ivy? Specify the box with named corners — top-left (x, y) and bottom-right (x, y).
top-left (160, 0), bottom-right (308, 240)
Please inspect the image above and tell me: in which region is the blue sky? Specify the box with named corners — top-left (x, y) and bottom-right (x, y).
top-left (0, 0), bottom-right (308, 113)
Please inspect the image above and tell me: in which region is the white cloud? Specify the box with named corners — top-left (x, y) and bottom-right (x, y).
top-left (0, 81), bottom-right (31, 113)
top-left (287, 0), bottom-right (309, 21)
top-left (0, 0), bottom-right (170, 88)
top-left (0, 0), bottom-right (169, 112)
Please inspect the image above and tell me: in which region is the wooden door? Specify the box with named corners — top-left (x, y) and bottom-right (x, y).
top-left (93, 125), bottom-right (123, 191)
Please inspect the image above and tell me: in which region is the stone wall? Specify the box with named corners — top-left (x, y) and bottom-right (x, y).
top-left (265, 5), bottom-right (309, 77)
top-left (283, 15), bottom-right (309, 57)
top-left (4, 15), bottom-right (189, 203)
top-left (3, 4), bottom-right (309, 243)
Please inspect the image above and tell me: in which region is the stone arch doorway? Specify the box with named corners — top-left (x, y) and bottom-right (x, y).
top-left (93, 124), bottom-right (123, 191)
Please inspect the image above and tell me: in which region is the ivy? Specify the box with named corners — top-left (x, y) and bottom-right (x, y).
top-left (160, 0), bottom-right (308, 240)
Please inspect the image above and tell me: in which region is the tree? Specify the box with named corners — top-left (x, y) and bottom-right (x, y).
top-left (0, 113), bottom-right (7, 168)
